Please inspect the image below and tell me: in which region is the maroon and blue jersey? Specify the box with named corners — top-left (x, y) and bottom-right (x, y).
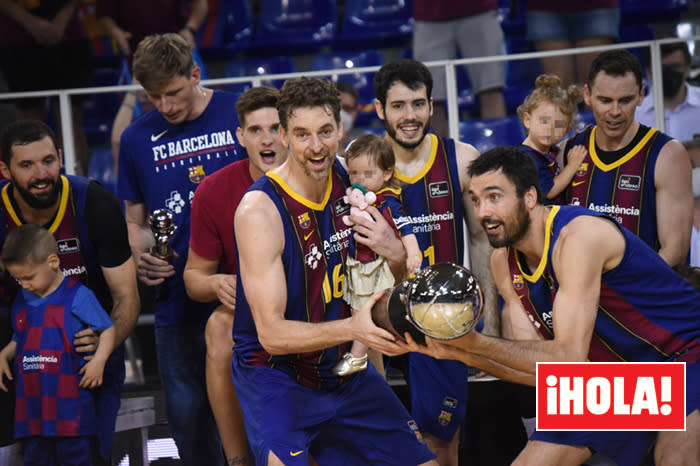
top-left (394, 134), bottom-right (464, 267)
top-left (233, 162), bottom-right (353, 390)
top-left (519, 144), bottom-right (562, 205)
top-left (12, 278), bottom-right (113, 438)
top-left (565, 125), bottom-right (672, 251)
top-left (508, 205), bottom-right (700, 363)
top-left (348, 187), bottom-right (412, 262)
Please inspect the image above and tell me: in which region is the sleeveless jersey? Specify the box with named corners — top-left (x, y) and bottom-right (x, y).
top-left (508, 205), bottom-right (700, 363)
top-left (394, 134), bottom-right (465, 267)
top-left (565, 125), bottom-right (672, 250)
top-left (12, 279), bottom-right (96, 438)
top-left (519, 144), bottom-right (562, 205)
top-left (233, 162), bottom-right (353, 390)
top-left (348, 187), bottom-right (412, 262)
top-left (0, 176), bottom-right (110, 309)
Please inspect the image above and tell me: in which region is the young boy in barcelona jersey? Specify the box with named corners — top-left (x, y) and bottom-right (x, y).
top-left (184, 85), bottom-right (287, 466)
top-left (0, 224), bottom-right (117, 466)
top-left (0, 120), bottom-right (139, 464)
top-left (232, 76), bottom-right (438, 466)
top-left (117, 33), bottom-right (242, 465)
top-left (403, 145), bottom-right (700, 466)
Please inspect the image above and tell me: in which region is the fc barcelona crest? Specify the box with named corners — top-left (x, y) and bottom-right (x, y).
top-left (298, 212), bottom-right (311, 229)
top-left (438, 410), bottom-right (452, 426)
top-left (188, 165), bottom-right (206, 184)
top-left (513, 274), bottom-right (524, 290)
top-left (575, 162), bottom-right (588, 178)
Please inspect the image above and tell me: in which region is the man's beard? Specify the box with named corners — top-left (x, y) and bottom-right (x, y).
top-left (12, 176), bottom-right (60, 209)
top-left (483, 198), bottom-right (531, 248)
top-left (384, 118), bottom-right (431, 150)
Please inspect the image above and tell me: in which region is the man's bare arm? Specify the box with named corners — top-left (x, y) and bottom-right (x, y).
top-left (236, 191), bottom-right (403, 356)
top-left (655, 139), bottom-right (692, 267)
top-left (101, 258), bottom-right (140, 345)
top-left (183, 248), bottom-right (236, 312)
top-left (456, 141), bottom-right (500, 336)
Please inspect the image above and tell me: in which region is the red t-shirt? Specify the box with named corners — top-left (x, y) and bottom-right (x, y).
top-left (189, 158), bottom-right (254, 275)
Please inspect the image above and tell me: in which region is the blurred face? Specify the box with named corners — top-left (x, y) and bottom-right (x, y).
top-left (0, 136), bottom-right (62, 210)
top-left (584, 71), bottom-right (643, 143)
top-left (7, 255), bottom-right (62, 298)
top-left (280, 105), bottom-right (342, 182)
top-left (339, 90), bottom-right (358, 116)
top-left (347, 154), bottom-right (393, 192)
top-left (376, 82), bottom-right (432, 149)
top-left (469, 169), bottom-right (532, 248)
top-left (144, 67), bottom-right (201, 125)
top-left (236, 107), bottom-right (286, 180)
top-left (523, 102), bottom-right (570, 152)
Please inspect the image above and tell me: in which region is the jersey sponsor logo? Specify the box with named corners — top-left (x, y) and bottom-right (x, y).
top-left (57, 238), bottom-right (80, 254)
top-left (334, 197), bottom-right (350, 217)
top-left (305, 244), bottom-right (323, 269)
top-left (303, 231), bottom-right (314, 241)
top-left (151, 129), bottom-right (169, 142)
top-left (536, 362), bottom-right (686, 431)
top-left (62, 265), bottom-right (86, 277)
top-left (587, 203), bottom-right (640, 218)
top-left (438, 410), bottom-right (453, 426)
top-left (396, 212), bottom-right (455, 235)
top-left (542, 311), bottom-right (553, 329)
top-left (188, 165), bottom-right (206, 184)
top-left (289, 450), bottom-right (304, 457)
top-left (618, 174), bottom-right (641, 191)
top-left (429, 181), bottom-right (450, 198)
top-left (527, 312), bottom-right (542, 328)
top-left (22, 353), bottom-right (59, 372)
top-left (571, 180), bottom-right (586, 187)
top-left (166, 190), bottom-right (187, 214)
top-left (322, 227), bottom-right (351, 256)
top-left (443, 396), bottom-right (458, 408)
top-left (569, 197), bottom-right (581, 206)
top-left (576, 162), bottom-right (589, 177)
top-left (512, 274), bottom-right (524, 290)
top-left (298, 212), bottom-right (311, 229)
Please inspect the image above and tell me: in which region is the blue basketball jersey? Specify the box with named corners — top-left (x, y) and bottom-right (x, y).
top-left (519, 144), bottom-right (561, 205)
top-left (394, 134), bottom-right (465, 267)
top-left (233, 162), bottom-right (353, 390)
top-left (508, 205), bottom-right (700, 363)
top-left (565, 125), bottom-right (671, 251)
top-left (117, 90), bottom-right (242, 326)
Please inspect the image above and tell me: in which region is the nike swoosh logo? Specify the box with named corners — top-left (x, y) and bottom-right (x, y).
top-left (151, 129), bottom-right (169, 142)
top-left (304, 231), bottom-right (314, 241)
top-left (571, 180), bottom-right (585, 187)
top-left (290, 450), bottom-right (304, 457)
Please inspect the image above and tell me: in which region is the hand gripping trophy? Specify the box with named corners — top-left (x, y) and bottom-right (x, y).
top-left (372, 262), bottom-right (484, 344)
top-left (149, 209), bottom-right (177, 264)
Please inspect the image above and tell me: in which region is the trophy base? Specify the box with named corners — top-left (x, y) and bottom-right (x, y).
top-left (150, 246), bottom-right (174, 264)
top-left (371, 282), bottom-right (426, 345)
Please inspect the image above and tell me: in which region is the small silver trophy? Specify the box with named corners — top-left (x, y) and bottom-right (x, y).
top-left (149, 209), bottom-right (177, 263)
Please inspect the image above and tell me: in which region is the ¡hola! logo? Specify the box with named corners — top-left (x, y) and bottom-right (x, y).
top-left (536, 362), bottom-right (686, 431)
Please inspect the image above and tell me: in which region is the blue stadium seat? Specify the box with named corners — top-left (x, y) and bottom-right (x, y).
top-left (197, 0), bottom-right (254, 59)
top-left (253, 0), bottom-right (337, 54)
top-left (82, 68), bottom-right (121, 146)
top-left (619, 24), bottom-right (656, 77)
top-left (311, 50), bottom-right (384, 126)
top-left (504, 37), bottom-right (541, 115)
top-left (337, 0), bottom-right (413, 49)
top-left (619, 0), bottom-right (690, 26)
top-left (459, 116), bottom-right (526, 152)
top-left (223, 56), bottom-right (297, 93)
top-left (87, 147), bottom-right (116, 195)
top-left (561, 110), bottom-right (596, 141)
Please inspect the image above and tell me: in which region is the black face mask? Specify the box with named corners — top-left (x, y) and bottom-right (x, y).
top-left (662, 65), bottom-right (686, 98)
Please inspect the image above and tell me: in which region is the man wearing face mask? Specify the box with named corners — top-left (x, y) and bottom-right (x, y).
top-left (636, 41), bottom-right (700, 143)
top-left (337, 81), bottom-right (360, 149)
top-left (684, 139), bottom-right (700, 267)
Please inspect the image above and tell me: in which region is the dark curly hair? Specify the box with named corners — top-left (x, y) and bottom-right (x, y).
top-left (277, 77), bottom-right (340, 131)
top-left (373, 60), bottom-right (433, 107)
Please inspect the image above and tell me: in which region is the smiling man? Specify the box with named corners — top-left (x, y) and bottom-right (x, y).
top-left (373, 59), bottom-right (500, 466)
top-left (117, 33), bottom-right (243, 466)
top-left (561, 49), bottom-right (691, 267)
top-left (232, 76), bottom-right (437, 466)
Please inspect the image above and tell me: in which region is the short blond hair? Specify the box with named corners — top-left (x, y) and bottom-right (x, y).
top-left (133, 33), bottom-right (195, 91)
